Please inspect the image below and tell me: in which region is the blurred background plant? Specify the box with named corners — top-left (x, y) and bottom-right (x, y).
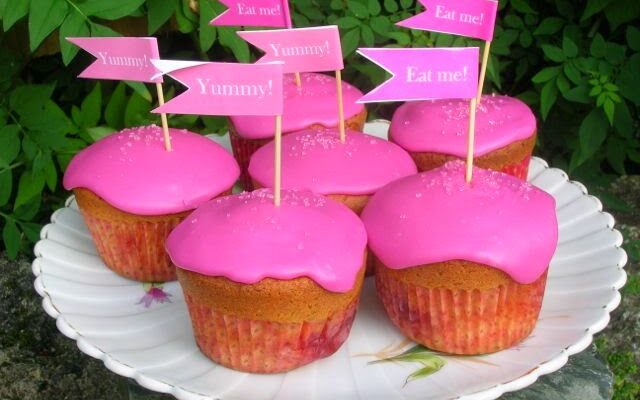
top-left (0, 0), bottom-right (638, 258)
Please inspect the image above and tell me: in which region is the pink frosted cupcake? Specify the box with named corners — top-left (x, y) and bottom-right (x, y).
top-left (166, 189), bottom-right (367, 373)
top-left (390, 95), bottom-right (537, 179)
top-left (228, 73), bottom-right (367, 188)
top-left (63, 125), bottom-right (240, 282)
top-left (361, 161), bottom-right (558, 354)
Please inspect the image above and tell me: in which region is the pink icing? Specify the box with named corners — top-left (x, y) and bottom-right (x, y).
top-left (248, 128), bottom-right (417, 195)
top-left (390, 95), bottom-right (536, 157)
top-left (63, 125), bottom-right (240, 215)
top-left (229, 72), bottom-right (365, 139)
top-left (361, 161), bottom-right (557, 284)
top-left (166, 189), bottom-right (368, 293)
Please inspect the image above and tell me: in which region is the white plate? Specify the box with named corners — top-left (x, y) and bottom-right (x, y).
top-left (32, 121), bottom-right (627, 400)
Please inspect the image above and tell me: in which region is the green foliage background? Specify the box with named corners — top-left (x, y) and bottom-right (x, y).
top-left (0, 0), bottom-right (638, 259)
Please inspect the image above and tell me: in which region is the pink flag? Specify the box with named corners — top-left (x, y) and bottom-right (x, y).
top-left (397, 0), bottom-right (498, 41)
top-left (66, 37), bottom-right (162, 83)
top-left (238, 26), bottom-right (343, 73)
top-left (357, 47), bottom-right (479, 103)
top-left (151, 60), bottom-right (283, 116)
top-left (210, 0), bottom-right (291, 28)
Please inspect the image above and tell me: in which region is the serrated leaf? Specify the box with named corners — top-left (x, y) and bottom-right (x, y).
top-left (80, 83), bottom-right (102, 128)
top-left (336, 16), bottom-right (361, 29)
top-left (14, 170), bottom-right (45, 210)
top-left (79, 0), bottom-right (145, 20)
top-left (148, 0), bottom-right (176, 34)
top-left (532, 66), bottom-right (560, 83)
top-left (540, 80), bottom-right (558, 120)
top-left (534, 17), bottom-right (564, 36)
top-left (105, 82), bottom-right (127, 129)
top-left (562, 37), bottom-right (578, 58)
top-left (3, 0), bottom-right (29, 31)
top-left (59, 10), bottom-right (89, 65)
top-left (581, 0), bottom-right (614, 21)
top-left (341, 28), bottom-right (360, 57)
top-left (87, 126), bottom-right (116, 142)
top-left (0, 125), bottom-right (21, 165)
top-left (0, 169), bottom-right (12, 207)
top-left (2, 218), bottom-right (20, 259)
top-left (124, 81), bottom-right (152, 102)
top-left (29, 0), bottom-right (68, 51)
top-left (199, 0), bottom-right (217, 52)
top-left (541, 45), bottom-right (565, 62)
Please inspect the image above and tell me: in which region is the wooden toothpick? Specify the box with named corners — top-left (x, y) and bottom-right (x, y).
top-left (274, 114), bottom-right (283, 206)
top-left (155, 82), bottom-right (172, 151)
top-left (466, 97), bottom-right (478, 183)
top-left (476, 40), bottom-right (491, 104)
top-left (335, 69), bottom-right (345, 143)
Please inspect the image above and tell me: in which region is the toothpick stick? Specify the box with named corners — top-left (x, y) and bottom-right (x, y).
top-left (476, 41), bottom-right (491, 104)
top-left (466, 97), bottom-right (478, 183)
top-left (155, 83), bottom-right (172, 152)
top-left (335, 69), bottom-right (345, 143)
top-left (294, 72), bottom-right (302, 87)
top-left (274, 114), bottom-right (283, 206)
top-left (282, 0), bottom-right (302, 88)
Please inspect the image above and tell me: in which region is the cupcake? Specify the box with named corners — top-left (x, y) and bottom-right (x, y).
top-left (390, 95), bottom-right (537, 179)
top-left (228, 72), bottom-right (367, 188)
top-left (248, 128), bottom-right (417, 215)
top-left (361, 161), bottom-right (558, 354)
top-left (63, 125), bottom-right (240, 282)
top-left (166, 189), bottom-right (367, 373)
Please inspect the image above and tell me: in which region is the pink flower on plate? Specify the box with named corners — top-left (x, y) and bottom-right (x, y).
top-left (138, 283), bottom-right (172, 308)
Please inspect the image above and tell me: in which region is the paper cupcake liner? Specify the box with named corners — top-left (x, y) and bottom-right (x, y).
top-left (183, 293), bottom-right (359, 373)
top-left (500, 155), bottom-right (531, 180)
top-left (79, 209), bottom-right (186, 282)
top-left (375, 266), bottom-right (548, 355)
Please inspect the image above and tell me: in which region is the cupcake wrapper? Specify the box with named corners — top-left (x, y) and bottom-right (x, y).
top-left (80, 210), bottom-right (185, 282)
top-left (184, 294), bottom-right (359, 373)
top-left (375, 267), bottom-right (547, 355)
top-left (500, 155), bottom-right (531, 180)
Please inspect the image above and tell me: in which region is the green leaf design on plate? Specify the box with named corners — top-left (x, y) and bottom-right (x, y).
top-left (369, 345), bottom-right (446, 386)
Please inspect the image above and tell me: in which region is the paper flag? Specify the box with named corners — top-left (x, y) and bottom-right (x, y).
top-left (210, 0), bottom-right (291, 28)
top-left (396, 0), bottom-right (498, 41)
top-left (238, 26), bottom-right (343, 73)
top-left (357, 47), bottom-right (479, 103)
top-left (67, 37), bottom-right (163, 83)
top-left (151, 60), bottom-right (283, 116)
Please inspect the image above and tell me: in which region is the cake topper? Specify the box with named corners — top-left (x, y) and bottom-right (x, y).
top-left (239, 26), bottom-right (349, 142)
top-left (66, 37), bottom-right (173, 152)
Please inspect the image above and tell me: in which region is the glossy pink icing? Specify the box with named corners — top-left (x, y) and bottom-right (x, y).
top-left (361, 161), bottom-right (557, 284)
top-left (229, 72), bottom-right (365, 139)
top-left (390, 95), bottom-right (536, 157)
top-left (63, 125), bottom-right (240, 215)
top-left (166, 189), bottom-right (367, 293)
top-left (248, 128), bottom-right (417, 195)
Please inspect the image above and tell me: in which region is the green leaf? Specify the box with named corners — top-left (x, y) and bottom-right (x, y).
top-left (625, 25), bottom-right (640, 52)
top-left (28, 0), bottom-right (68, 52)
top-left (90, 22), bottom-right (121, 37)
top-left (124, 92), bottom-right (152, 127)
top-left (80, 83), bottom-right (102, 128)
top-left (59, 10), bottom-right (90, 65)
top-left (604, 0), bottom-right (640, 31)
top-left (348, 0), bottom-right (369, 19)
top-left (22, 101), bottom-right (73, 137)
top-left (399, 0), bottom-right (413, 9)
top-left (41, 151), bottom-right (57, 191)
top-left (0, 169), bottom-right (12, 207)
top-left (336, 17), bottom-right (361, 29)
top-left (368, 0), bottom-right (381, 16)
top-left (606, 137), bottom-right (626, 175)
top-left (577, 108), bottom-right (609, 167)
top-left (541, 45), bottom-right (566, 62)
top-left (556, 73), bottom-right (570, 93)
top-left (534, 17), bottom-right (564, 36)
top-left (563, 84), bottom-right (590, 103)
top-left (562, 37), bottom-right (578, 58)
top-left (361, 24), bottom-right (375, 46)
top-left (370, 16), bottom-right (390, 35)
top-left (174, 0), bottom-right (197, 33)
top-left (613, 100), bottom-right (633, 138)
top-left (519, 30), bottom-right (533, 48)
top-left (124, 81), bottom-right (152, 102)
top-left (19, 222), bottom-right (42, 243)
top-left (199, 0), bottom-right (217, 52)
top-left (105, 82), bottom-right (127, 129)
top-left (2, 218), bottom-right (20, 260)
top-left (87, 126), bottom-right (116, 142)
top-left (603, 98), bottom-right (615, 126)
top-left (617, 54), bottom-right (640, 106)
top-left (10, 84), bottom-right (54, 117)
top-left (590, 34), bottom-right (606, 58)
top-left (383, 0), bottom-right (398, 13)
top-left (581, 0), bottom-right (614, 21)
top-left (3, 0), bottom-right (29, 31)
top-left (0, 125), bottom-right (21, 166)
top-left (148, 0), bottom-right (176, 34)
top-left (404, 359), bottom-right (446, 386)
top-left (14, 170), bottom-right (45, 210)
top-left (604, 43), bottom-right (625, 65)
top-left (219, 27), bottom-right (250, 62)
top-left (504, 15), bottom-right (523, 29)
top-left (387, 31), bottom-right (410, 46)
top-left (531, 66), bottom-right (560, 83)
top-left (341, 28), bottom-right (360, 57)
top-left (330, 0), bottom-right (344, 10)
top-left (510, 0), bottom-right (537, 14)
top-left (563, 63), bottom-right (581, 84)
top-left (78, 0), bottom-right (145, 20)
top-left (540, 80), bottom-right (558, 120)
